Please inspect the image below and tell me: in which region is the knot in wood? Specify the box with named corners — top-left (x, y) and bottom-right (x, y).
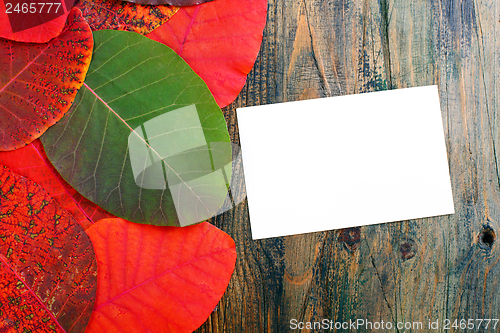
top-left (400, 238), bottom-right (416, 261)
top-left (478, 226), bottom-right (495, 250)
top-left (338, 227), bottom-right (361, 252)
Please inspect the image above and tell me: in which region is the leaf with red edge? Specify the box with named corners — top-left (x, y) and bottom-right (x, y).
top-left (85, 218), bottom-right (236, 333)
top-left (146, 0), bottom-right (267, 107)
top-left (0, 0), bottom-right (75, 43)
top-left (0, 165), bottom-right (97, 332)
top-left (0, 7), bottom-right (93, 151)
top-left (75, 0), bottom-right (178, 35)
top-left (0, 140), bottom-right (114, 230)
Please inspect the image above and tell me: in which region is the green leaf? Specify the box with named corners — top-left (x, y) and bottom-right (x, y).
top-left (40, 30), bottom-right (232, 227)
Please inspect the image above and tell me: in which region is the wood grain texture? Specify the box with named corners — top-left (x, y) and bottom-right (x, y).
top-left (196, 0), bottom-right (500, 332)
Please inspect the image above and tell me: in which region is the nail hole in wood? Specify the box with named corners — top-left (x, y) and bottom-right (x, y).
top-left (478, 227), bottom-right (495, 250)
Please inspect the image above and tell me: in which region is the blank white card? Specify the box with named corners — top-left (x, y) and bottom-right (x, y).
top-left (237, 85), bottom-right (455, 239)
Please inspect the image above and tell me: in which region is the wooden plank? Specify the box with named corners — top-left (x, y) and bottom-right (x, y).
top-left (376, 0), bottom-right (500, 326)
top-left (196, 0), bottom-right (500, 332)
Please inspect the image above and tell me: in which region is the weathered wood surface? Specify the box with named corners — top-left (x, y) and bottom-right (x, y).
top-left (197, 0), bottom-right (500, 332)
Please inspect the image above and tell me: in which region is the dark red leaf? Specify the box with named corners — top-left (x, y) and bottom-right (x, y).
top-left (0, 140), bottom-right (114, 230)
top-left (0, 165), bottom-right (97, 332)
top-left (0, 7), bottom-right (93, 151)
top-left (0, 0), bottom-right (75, 43)
top-left (75, 0), bottom-right (178, 35)
top-left (85, 218), bottom-right (236, 333)
top-left (146, 0), bottom-right (267, 107)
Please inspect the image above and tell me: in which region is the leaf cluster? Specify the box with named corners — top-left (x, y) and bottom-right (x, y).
top-left (0, 0), bottom-right (267, 330)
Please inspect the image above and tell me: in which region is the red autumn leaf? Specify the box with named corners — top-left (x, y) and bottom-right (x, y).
top-left (0, 140), bottom-right (114, 230)
top-left (146, 0), bottom-right (267, 108)
top-left (75, 0), bottom-right (178, 35)
top-left (0, 7), bottom-right (93, 151)
top-left (0, 0), bottom-right (75, 43)
top-left (0, 165), bottom-right (97, 332)
top-left (85, 218), bottom-right (236, 333)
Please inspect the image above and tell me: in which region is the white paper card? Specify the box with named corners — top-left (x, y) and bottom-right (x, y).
top-left (237, 85), bottom-right (454, 239)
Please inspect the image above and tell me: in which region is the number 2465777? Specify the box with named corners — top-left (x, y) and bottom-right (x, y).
top-left (5, 3), bottom-right (62, 14)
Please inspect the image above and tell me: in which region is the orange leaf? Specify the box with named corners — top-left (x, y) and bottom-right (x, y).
top-left (85, 218), bottom-right (236, 333)
top-left (0, 7), bottom-right (93, 151)
top-left (146, 0), bottom-right (267, 107)
top-left (0, 165), bottom-right (97, 332)
top-left (75, 0), bottom-right (178, 35)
